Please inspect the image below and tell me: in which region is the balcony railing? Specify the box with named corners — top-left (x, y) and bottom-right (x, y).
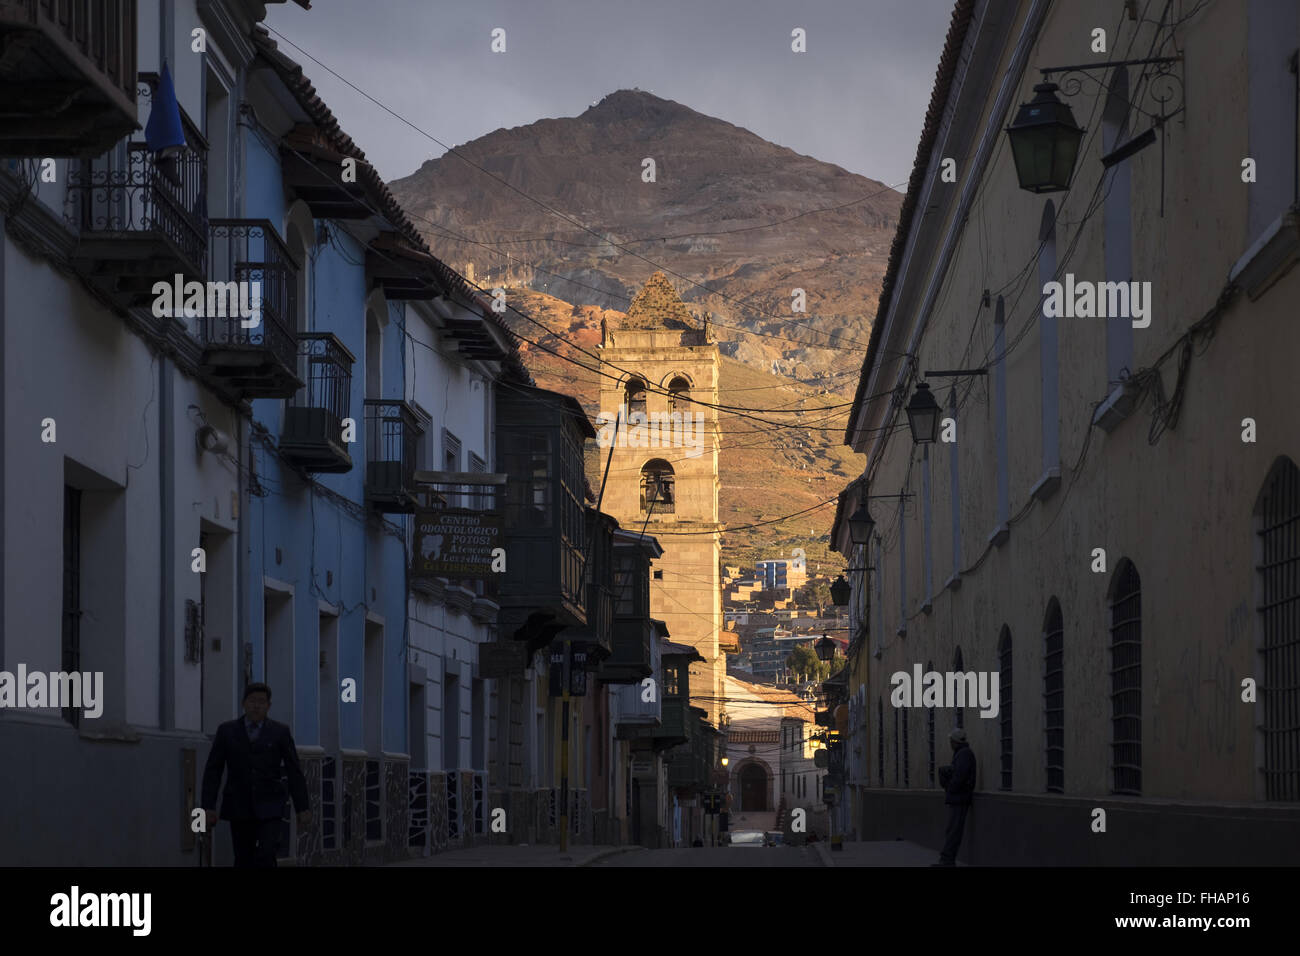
top-left (201, 219), bottom-right (301, 399)
top-left (364, 399), bottom-right (421, 512)
top-left (280, 332), bottom-right (354, 474)
top-left (66, 103), bottom-right (207, 304)
top-left (0, 0), bottom-right (138, 156)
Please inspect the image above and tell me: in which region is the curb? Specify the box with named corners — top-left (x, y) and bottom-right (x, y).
top-left (577, 845), bottom-right (646, 867)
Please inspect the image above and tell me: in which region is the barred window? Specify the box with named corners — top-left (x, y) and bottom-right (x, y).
top-left (998, 627), bottom-right (1013, 791)
top-left (926, 660), bottom-right (936, 788)
top-left (902, 707), bottom-right (910, 788)
top-left (893, 706), bottom-right (900, 787)
top-left (1255, 456), bottom-right (1300, 801)
top-left (877, 698), bottom-right (884, 787)
top-left (1109, 560), bottom-right (1142, 795)
top-left (1044, 599), bottom-right (1065, 793)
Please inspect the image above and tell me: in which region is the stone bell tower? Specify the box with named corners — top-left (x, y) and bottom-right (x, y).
top-left (598, 272), bottom-right (723, 726)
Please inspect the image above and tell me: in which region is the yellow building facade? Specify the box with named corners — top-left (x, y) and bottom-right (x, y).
top-left (834, 0), bottom-right (1300, 864)
top-left (598, 273), bottom-right (725, 726)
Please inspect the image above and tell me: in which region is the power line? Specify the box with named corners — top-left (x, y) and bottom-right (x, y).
top-left (260, 24), bottom-right (899, 355)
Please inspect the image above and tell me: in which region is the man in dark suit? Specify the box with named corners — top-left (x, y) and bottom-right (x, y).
top-left (202, 682), bottom-right (311, 867)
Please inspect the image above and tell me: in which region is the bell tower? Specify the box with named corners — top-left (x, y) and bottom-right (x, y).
top-left (597, 272), bottom-right (723, 726)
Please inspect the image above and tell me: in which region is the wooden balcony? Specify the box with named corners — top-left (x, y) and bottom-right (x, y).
top-left (66, 101), bottom-right (207, 308)
top-left (600, 617), bottom-right (653, 684)
top-left (0, 0), bottom-right (138, 156)
top-left (280, 332), bottom-right (354, 474)
top-left (199, 219), bottom-right (301, 399)
top-left (364, 399), bottom-right (421, 513)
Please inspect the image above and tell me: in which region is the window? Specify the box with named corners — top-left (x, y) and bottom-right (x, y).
top-left (877, 698), bottom-right (884, 786)
top-left (322, 755), bottom-right (338, 850)
top-left (62, 486), bottom-right (82, 728)
top-left (1109, 560), bottom-right (1142, 795)
top-left (921, 445), bottom-right (934, 608)
top-left (902, 706), bottom-right (910, 788)
top-left (1256, 456), bottom-right (1300, 800)
top-left (503, 434), bottom-right (551, 529)
top-left (998, 628), bottom-right (1013, 791)
top-left (898, 498), bottom-right (907, 634)
top-left (993, 297), bottom-right (1010, 534)
top-left (668, 376), bottom-right (691, 413)
top-left (626, 378), bottom-right (647, 421)
top-left (365, 311), bottom-right (382, 399)
top-left (1102, 72), bottom-right (1133, 386)
top-left (926, 661), bottom-right (936, 787)
top-left (1246, 1), bottom-right (1298, 240)
top-left (1043, 599), bottom-right (1065, 793)
top-left (468, 452), bottom-right (487, 511)
top-left (953, 646), bottom-right (965, 730)
top-left (364, 619), bottom-right (383, 756)
top-left (893, 706), bottom-right (899, 787)
top-left (364, 759), bottom-right (382, 842)
top-left (1038, 201), bottom-right (1061, 479)
top-left (664, 663), bottom-right (680, 697)
top-left (640, 459), bottom-right (675, 514)
top-left (443, 429), bottom-right (462, 508)
top-left (948, 387), bottom-right (962, 584)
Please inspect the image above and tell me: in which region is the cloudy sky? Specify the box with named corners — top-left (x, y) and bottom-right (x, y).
top-left (264, 0), bottom-right (955, 186)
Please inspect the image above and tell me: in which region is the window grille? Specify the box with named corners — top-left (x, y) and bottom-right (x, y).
top-left (877, 698), bottom-right (884, 787)
top-left (1044, 600), bottom-right (1065, 793)
top-left (1109, 562), bottom-right (1142, 795)
top-left (1257, 457), bottom-right (1300, 801)
top-left (62, 486), bottom-right (82, 728)
top-left (998, 628), bottom-right (1013, 791)
top-left (365, 760), bottom-right (382, 842)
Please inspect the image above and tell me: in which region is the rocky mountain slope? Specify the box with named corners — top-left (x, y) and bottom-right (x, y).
top-left (389, 89), bottom-right (901, 386)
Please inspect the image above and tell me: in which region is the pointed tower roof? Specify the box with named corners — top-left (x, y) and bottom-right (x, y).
top-left (621, 272), bottom-right (700, 330)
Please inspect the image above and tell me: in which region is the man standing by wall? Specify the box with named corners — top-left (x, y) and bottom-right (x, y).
top-left (202, 683), bottom-right (311, 867)
top-left (934, 728), bottom-right (975, 866)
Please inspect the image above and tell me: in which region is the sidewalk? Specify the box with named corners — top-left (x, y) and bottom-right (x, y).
top-left (388, 844), bottom-right (644, 867)
top-left (812, 839), bottom-right (962, 867)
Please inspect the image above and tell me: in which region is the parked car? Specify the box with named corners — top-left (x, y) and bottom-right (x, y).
top-left (727, 829), bottom-right (765, 847)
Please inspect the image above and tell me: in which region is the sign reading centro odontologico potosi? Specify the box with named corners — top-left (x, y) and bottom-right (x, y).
top-left (411, 508), bottom-right (504, 580)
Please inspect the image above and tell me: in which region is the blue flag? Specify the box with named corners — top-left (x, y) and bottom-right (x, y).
top-left (144, 61), bottom-right (186, 155)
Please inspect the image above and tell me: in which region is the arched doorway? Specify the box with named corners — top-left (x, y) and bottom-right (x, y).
top-left (739, 763), bottom-right (769, 811)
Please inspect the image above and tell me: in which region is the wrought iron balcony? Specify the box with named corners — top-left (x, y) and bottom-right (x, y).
top-left (200, 219), bottom-right (301, 399)
top-left (0, 0), bottom-right (139, 156)
top-left (280, 332), bottom-right (354, 474)
top-left (364, 399), bottom-right (422, 513)
top-left (66, 99), bottom-right (207, 307)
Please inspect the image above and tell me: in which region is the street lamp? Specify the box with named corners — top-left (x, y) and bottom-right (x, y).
top-left (848, 503), bottom-right (875, 547)
top-left (905, 382), bottom-right (942, 445)
top-left (829, 575), bottom-right (851, 607)
top-left (1005, 82), bottom-right (1085, 193)
top-left (814, 636), bottom-right (838, 663)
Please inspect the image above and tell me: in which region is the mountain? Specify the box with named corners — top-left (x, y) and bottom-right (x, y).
top-left (389, 89), bottom-right (901, 386)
